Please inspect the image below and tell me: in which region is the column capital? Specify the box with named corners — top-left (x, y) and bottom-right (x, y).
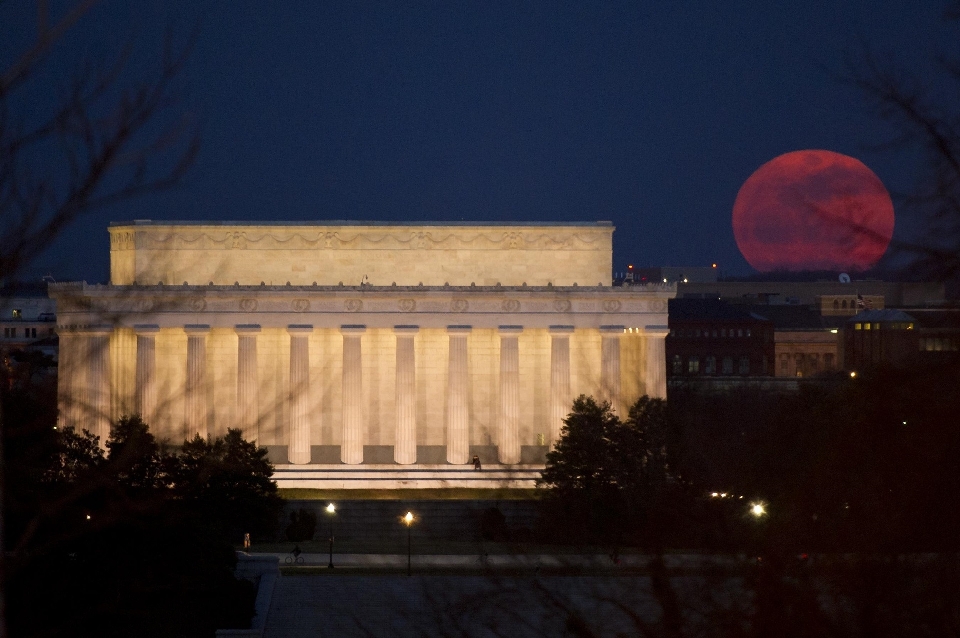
top-left (340, 324), bottom-right (366, 335)
top-left (643, 324), bottom-right (670, 338)
top-left (599, 325), bottom-right (625, 335)
top-left (235, 324), bottom-right (261, 334)
top-left (393, 325), bottom-right (419, 335)
top-left (446, 325), bottom-right (472, 335)
top-left (133, 324), bottom-right (160, 336)
top-left (548, 325), bottom-right (575, 335)
top-left (184, 324), bottom-right (211, 335)
top-left (498, 325), bottom-right (523, 335)
top-left (287, 324), bottom-right (314, 334)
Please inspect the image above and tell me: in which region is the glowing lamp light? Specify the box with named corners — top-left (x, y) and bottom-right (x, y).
top-left (326, 503), bottom-right (336, 514)
top-left (750, 503), bottom-right (766, 518)
top-left (404, 511), bottom-right (415, 526)
top-left (849, 371), bottom-right (857, 378)
top-left (712, 263), bottom-right (717, 268)
top-left (85, 514), bottom-right (91, 520)
top-left (830, 329), bottom-right (838, 334)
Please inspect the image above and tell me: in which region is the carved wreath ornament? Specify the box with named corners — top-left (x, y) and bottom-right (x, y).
top-left (398, 299), bottom-right (416, 312)
top-left (188, 298), bottom-right (206, 312)
top-left (345, 299), bottom-right (363, 312)
top-left (553, 299), bottom-right (572, 312)
top-left (292, 299), bottom-right (310, 312)
top-left (501, 299), bottom-right (521, 312)
top-left (451, 299), bottom-right (468, 313)
top-left (602, 300), bottom-right (622, 312)
top-left (239, 299), bottom-right (258, 312)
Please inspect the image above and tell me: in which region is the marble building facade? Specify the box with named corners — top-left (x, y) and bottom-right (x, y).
top-left (51, 221), bottom-right (674, 488)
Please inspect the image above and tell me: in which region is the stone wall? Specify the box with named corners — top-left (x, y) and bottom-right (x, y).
top-left (109, 222), bottom-right (614, 287)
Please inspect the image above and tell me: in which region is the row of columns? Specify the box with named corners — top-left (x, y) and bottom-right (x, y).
top-left (62, 323), bottom-right (666, 463)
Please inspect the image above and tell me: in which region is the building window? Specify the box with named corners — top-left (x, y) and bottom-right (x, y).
top-left (705, 356), bottom-right (716, 374)
top-left (722, 356), bottom-right (733, 374)
top-left (746, 329), bottom-right (751, 337)
top-left (738, 356), bottom-right (750, 374)
top-left (809, 353), bottom-right (819, 372)
top-left (12, 309), bottom-right (22, 319)
top-left (29, 327), bottom-right (36, 338)
top-left (824, 353), bottom-right (835, 369)
top-left (795, 353), bottom-right (804, 377)
top-left (671, 355), bottom-right (683, 374)
top-left (863, 323), bottom-right (870, 331)
top-left (737, 329), bottom-right (744, 337)
top-left (833, 300), bottom-right (840, 309)
top-left (841, 300), bottom-right (848, 309)
top-left (855, 323), bottom-right (862, 330)
top-left (721, 329), bottom-right (727, 338)
top-left (688, 356), bottom-right (700, 374)
top-left (780, 354), bottom-right (788, 372)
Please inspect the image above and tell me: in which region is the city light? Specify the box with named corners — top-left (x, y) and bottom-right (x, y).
top-left (750, 503), bottom-right (766, 517)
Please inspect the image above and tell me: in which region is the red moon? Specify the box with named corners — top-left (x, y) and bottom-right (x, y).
top-left (732, 150), bottom-right (895, 272)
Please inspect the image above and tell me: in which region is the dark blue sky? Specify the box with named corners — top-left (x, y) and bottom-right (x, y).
top-left (4, 1), bottom-right (952, 283)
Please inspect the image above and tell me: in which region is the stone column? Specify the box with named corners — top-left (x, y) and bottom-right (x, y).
top-left (600, 325), bottom-right (624, 415)
top-left (184, 325), bottom-right (210, 441)
top-left (643, 325), bottom-right (670, 400)
top-left (84, 326), bottom-right (113, 447)
top-left (56, 327), bottom-right (79, 430)
top-left (445, 325), bottom-right (471, 465)
top-left (287, 325), bottom-right (314, 465)
top-left (394, 326), bottom-right (419, 464)
top-left (135, 324), bottom-right (160, 426)
top-left (549, 325), bottom-right (574, 446)
top-left (498, 326), bottom-right (522, 465)
top-left (340, 325), bottom-right (366, 465)
top-left (236, 325), bottom-right (261, 442)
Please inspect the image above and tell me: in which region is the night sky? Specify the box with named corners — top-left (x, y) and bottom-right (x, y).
top-left (3, 1), bottom-right (953, 283)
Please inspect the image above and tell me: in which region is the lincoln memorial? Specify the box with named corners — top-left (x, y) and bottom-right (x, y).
top-left (50, 221), bottom-right (674, 488)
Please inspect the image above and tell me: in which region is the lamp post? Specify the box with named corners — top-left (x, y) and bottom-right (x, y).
top-left (403, 511), bottom-right (415, 577)
top-left (326, 503), bottom-right (336, 568)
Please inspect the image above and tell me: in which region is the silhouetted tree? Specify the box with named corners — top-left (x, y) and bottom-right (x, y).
top-left (174, 429), bottom-right (283, 541)
top-left (538, 395), bottom-right (679, 544)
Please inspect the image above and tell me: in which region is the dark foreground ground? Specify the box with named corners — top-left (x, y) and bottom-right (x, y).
top-left (240, 552), bottom-right (958, 638)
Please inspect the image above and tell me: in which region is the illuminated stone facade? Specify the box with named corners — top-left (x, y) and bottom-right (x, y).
top-left (53, 221), bottom-right (674, 488)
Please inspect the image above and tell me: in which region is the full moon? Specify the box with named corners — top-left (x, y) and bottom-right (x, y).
top-left (732, 150), bottom-right (895, 272)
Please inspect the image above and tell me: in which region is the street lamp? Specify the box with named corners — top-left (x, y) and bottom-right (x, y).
top-left (403, 511), bottom-right (415, 576)
top-left (326, 503), bottom-right (336, 568)
top-left (750, 502), bottom-right (766, 518)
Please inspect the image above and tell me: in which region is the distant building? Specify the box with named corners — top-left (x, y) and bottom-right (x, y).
top-left (845, 307), bottom-right (960, 371)
top-left (666, 298), bottom-right (775, 380)
top-left (0, 290), bottom-right (57, 353)
top-left (0, 287), bottom-right (58, 389)
top-left (757, 305), bottom-right (844, 377)
top-left (619, 265), bottom-right (718, 286)
top-left (844, 309), bottom-right (920, 370)
top-left (676, 280), bottom-right (944, 307)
